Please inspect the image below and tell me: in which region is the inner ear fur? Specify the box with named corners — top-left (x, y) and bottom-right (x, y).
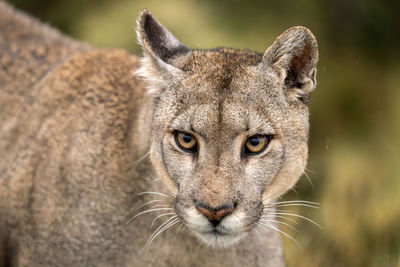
top-left (263, 26), bottom-right (319, 102)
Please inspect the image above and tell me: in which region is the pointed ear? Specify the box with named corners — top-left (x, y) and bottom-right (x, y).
top-left (136, 9), bottom-right (190, 93)
top-left (137, 9), bottom-right (190, 64)
top-left (262, 26), bottom-right (318, 103)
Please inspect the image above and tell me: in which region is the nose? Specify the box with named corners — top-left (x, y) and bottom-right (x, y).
top-left (195, 202), bottom-right (236, 226)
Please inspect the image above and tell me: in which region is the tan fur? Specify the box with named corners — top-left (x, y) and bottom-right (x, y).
top-left (0, 4), bottom-right (318, 266)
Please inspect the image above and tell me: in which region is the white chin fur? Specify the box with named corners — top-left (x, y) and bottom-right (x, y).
top-left (194, 231), bottom-right (248, 248)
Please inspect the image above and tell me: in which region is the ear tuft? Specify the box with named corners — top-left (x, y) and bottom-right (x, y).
top-left (263, 26), bottom-right (319, 101)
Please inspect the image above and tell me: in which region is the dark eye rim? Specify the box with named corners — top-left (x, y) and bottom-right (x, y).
top-left (174, 131), bottom-right (198, 153)
top-left (242, 134), bottom-right (273, 156)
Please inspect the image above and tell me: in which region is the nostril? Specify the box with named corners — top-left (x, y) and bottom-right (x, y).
top-left (195, 204), bottom-right (214, 221)
top-left (195, 202), bottom-right (236, 226)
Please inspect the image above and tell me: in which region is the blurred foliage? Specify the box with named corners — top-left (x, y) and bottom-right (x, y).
top-left (8, 0), bottom-right (400, 266)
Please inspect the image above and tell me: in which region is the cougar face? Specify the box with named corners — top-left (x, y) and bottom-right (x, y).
top-left (137, 10), bottom-right (318, 247)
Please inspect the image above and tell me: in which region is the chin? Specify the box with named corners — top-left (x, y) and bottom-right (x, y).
top-left (194, 230), bottom-right (248, 248)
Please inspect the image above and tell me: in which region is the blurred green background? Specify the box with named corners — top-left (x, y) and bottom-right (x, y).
top-left (8, 0), bottom-right (400, 266)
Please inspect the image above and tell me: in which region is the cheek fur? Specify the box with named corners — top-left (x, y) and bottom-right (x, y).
top-left (244, 140), bottom-right (284, 188)
top-left (161, 135), bottom-right (195, 184)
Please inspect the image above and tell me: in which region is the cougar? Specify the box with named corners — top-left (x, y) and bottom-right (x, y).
top-left (0, 2), bottom-right (318, 266)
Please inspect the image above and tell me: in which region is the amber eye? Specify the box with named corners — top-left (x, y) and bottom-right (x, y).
top-left (243, 135), bottom-right (272, 155)
top-left (174, 131), bottom-right (198, 153)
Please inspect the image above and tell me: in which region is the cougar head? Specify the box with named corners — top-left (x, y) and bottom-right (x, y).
top-left (136, 10), bottom-right (318, 247)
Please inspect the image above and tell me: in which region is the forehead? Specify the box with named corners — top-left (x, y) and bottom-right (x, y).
top-left (168, 48), bottom-right (282, 135)
top-left (174, 48), bottom-right (263, 92)
top-left (172, 48), bottom-right (275, 102)
top-left (171, 99), bottom-right (275, 136)
top-left (180, 48), bottom-right (262, 70)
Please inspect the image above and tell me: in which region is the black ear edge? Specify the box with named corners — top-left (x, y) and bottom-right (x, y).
top-left (137, 9), bottom-right (190, 62)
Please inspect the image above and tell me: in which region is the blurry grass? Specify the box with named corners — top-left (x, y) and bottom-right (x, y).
top-left (8, 0), bottom-right (400, 266)
top-left (73, 0), bottom-right (268, 53)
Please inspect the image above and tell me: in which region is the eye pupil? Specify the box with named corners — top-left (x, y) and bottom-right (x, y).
top-left (249, 137), bottom-right (260, 147)
top-left (182, 134), bottom-right (192, 143)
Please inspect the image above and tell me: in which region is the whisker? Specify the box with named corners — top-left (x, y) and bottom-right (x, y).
top-left (303, 170), bottom-right (313, 188)
top-left (270, 203), bottom-right (320, 209)
top-left (147, 204), bottom-right (173, 209)
top-left (274, 212), bottom-right (322, 229)
top-left (147, 215), bottom-right (178, 244)
top-left (148, 172), bottom-right (160, 182)
top-left (135, 199), bottom-right (164, 211)
top-left (305, 167), bottom-right (314, 174)
top-left (144, 217), bottom-right (180, 251)
top-left (265, 203), bottom-right (320, 209)
top-left (151, 212), bottom-right (177, 228)
top-left (260, 218), bottom-right (299, 232)
top-left (258, 222), bottom-right (300, 247)
top-left (128, 151), bottom-right (150, 171)
top-left (263, 208), bottom-right (294, 213)
top-left (273, 215), bottom-right (299, 225)
top-left (142, 171), bottom-right (160, 183)
top-left (138, 191), bottom-right (174, 198)
top-left (176, 222), bottom-right (184, 234)
top-left (271, 200), bottom-right (320, 205)
top-left (127, 208), bottom-right (175, 224)
top-left (290, 188), bottom-right (299, 196)
top-left (170, 222), bottom-right (185, 245)
top-left (151, 218), bottom-right (180, 245)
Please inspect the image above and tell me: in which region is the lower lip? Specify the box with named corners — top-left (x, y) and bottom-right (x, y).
top-left (210, 228), bottom-right (228, 235)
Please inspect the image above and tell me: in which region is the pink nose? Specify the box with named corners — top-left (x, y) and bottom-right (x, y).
top-left (195, 202), bottom-right (235, 226)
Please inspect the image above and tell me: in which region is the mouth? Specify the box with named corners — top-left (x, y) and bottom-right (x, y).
top-left (186, 217), bottom-right (250, 248)
top-left (201, 224), bottom-right (232, 236)
top-left (193, 227), bottom-right (247, 248)
top-left (211, 228), bottom-right (228, 235)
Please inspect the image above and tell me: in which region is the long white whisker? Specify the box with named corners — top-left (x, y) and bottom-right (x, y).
top-left (151, 212), bottom-right (177, 228)
top-left (148, 218), bottom-right (180, 248)
top-left (273, 215), bottom-right (299, 225)
top-left (305, 167), bottom-right (314, 174)
top-left (269, 200), bottom-right (320, 205)
top-left (260, 218), bottom-right (299, 232)
top-left (176, 223), bottom-right (184, 234)
top-left (148, 172), bottom-right (160, 182)
top-left (264, 208), bottom-right (294, 213)
top-left (138, 191), bottom-right (173, 198)
top-left (170, 222), bottom-right (185, 245)
top-left (303, 170), bottom-right (313, 188)
top-left (135, 199), bottom-right (164, 211)
top-left (268, 203), bottom-right (320, 209)
top-left (146, 215), bottom-right (178, 246)
top-left (128, 151), bottom-right (150, 171)
top-left (263, 208), bottom-right (300, 224)
top-left (127, 208), bottom-right (175, 224)
top-left (274, 212), bottom-right (322, 229)
top-left (258, 222), bottom-right (300, 247)
top-left (147, 204), bottom-right (173, 209)
top-left (145, 217), bottom-right (180, 251)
